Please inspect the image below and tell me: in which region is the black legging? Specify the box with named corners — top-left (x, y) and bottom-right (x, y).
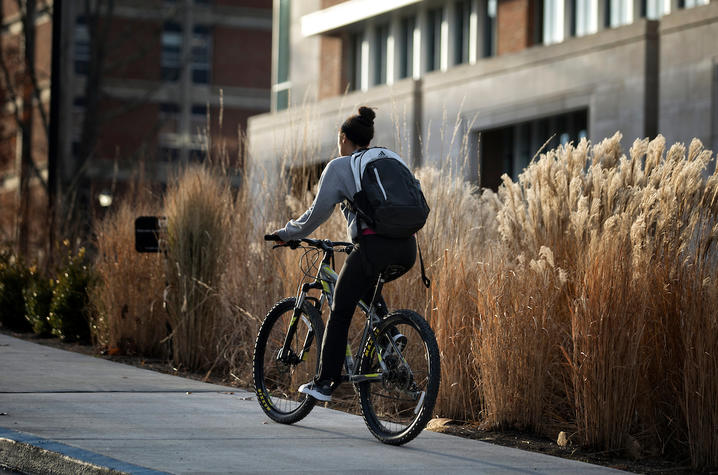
top-left (316, 234), bottom-right (417, 386)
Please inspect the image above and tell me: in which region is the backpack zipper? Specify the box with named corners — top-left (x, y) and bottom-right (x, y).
top-left (373, 168), bottom-right (388, 200)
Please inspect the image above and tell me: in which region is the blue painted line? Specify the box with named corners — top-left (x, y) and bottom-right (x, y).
top-left (0, 427), bottom-right (170, 475)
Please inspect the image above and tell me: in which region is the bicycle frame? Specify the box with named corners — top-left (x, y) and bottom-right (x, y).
top-left (277, 239), bottom-right (389, 385)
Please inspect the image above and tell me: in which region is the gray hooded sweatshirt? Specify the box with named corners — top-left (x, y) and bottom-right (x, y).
top-left (276, 155), bottom-right (360, 242)
top-left (276, 148), bottom-right (410, 242)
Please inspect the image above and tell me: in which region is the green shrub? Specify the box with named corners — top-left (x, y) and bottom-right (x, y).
top-left (48, 246), bottom-right (93, 343)
top-left (24, 267), bottom-right (54, 337)
top-left (0, 250), bottom-right (32, 332)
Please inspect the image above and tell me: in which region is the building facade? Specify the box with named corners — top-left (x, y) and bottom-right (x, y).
top-left (248, 0), bottom-right (717, 191)
top-left (0, 0), bottom-right (271, 252)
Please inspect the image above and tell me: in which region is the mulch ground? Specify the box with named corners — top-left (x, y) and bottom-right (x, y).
top-left (3, 330), bottom-right (705, 475)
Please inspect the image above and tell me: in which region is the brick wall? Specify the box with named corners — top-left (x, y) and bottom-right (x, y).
top-left (2, 0), bottom-right (19, 18)
top-left (105, 18), bottom-right (161, 81)
top-left (497, 0), bottom-right (535, 55)
top-left (95, 100), bottom-right (159, 159)
top-left (0, 181), bottom-right (49, 253)
top-left (212, 26), bottom-right (271, 89)
top-left (319, 35), bottom-right (346, 99)
top-left (208, 105), bottom-right (250, 167)
top-left (0, 110), bottom-right (17, 171)
top-left (317, 0), bottom-right (350, 99)
top-left (34, 20), bottom-right (53, 80)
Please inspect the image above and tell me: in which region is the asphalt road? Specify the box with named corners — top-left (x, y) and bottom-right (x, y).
top-left (0, 333), bottom-right (627, 474)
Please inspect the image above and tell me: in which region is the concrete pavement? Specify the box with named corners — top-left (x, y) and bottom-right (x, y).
top-left (0, 333), bottom-right (628, 474)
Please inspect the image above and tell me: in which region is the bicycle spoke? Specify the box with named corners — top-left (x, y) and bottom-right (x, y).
top-left (253, 298), bottom-right (323, 424)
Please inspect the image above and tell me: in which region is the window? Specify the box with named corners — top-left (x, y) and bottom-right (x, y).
top-left (159, 103), bottom-right (180, 135)
top-left (454, 0), bottom-right (470, 65)
top-left (374, 23), bottom-right (389, 86)
top-left (190, 104), bottom-right (207, 137)
top-left (274, 0), bottom-right (290, 110)
top-left (484, 0), bottom-right (497, 57)
top-left (162, 23), bottom-right (182, 81)
top-left (426, 7), bottom-right (443, 72)
top-left (399, 16), bottom-right (415, 80)
top-left (348, 31), bottom-right (363, 91)
top-left (74, 18), bottom-right (89, 75)
top-left (544, 0), bottom-right (565, 44)
top-left (191, 25), bottom-right (211, 84)
top-left (574, 0), bottom-right (598, 37)
top-left (158, 103), bottom-right (180, 162)
top-left (159, 146), bottom-right (180, 162)
top-left (478, 110), bottom-right (588, 190)
top-left (609, 0), bottom-right (632, 27)
top-left (681, 0), bottom-right (710, 7)
top-left (641, 0), bottom-right (670, 19)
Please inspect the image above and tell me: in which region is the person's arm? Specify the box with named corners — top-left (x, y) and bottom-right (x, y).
top-left (275, 161), bottom-right (343, 241)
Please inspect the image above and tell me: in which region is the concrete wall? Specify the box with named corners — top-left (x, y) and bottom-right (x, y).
top-left (251, 17), bottom-right (660, 180)
top-left (250, 1), bottom-right (718, 193)
top-left (248, 78), bottom-right (418, 202)
top-left (658, 1), bottom-right (718, 153)
top-left (287, 1), bottom-right (323, 107)
top-left (420, 19), bottom-right (658, 178)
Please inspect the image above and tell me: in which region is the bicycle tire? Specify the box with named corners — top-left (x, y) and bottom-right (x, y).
top-left (253, 297), bottom-right (324, 424)
top-left (358, 310), bottom-right (440, 445)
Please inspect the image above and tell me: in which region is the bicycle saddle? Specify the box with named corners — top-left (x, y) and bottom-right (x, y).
top-left (382, 264), bottom-right (408, 282)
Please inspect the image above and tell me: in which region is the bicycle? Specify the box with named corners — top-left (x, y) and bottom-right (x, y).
top-left (252, 236), bottom-right (441, 445)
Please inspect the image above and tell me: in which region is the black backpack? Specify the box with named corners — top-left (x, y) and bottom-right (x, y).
top-left (349, 147), bottom-right (430, 238)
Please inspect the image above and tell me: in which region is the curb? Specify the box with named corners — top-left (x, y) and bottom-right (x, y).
top-left (0, 428), bottom-right (167, 475)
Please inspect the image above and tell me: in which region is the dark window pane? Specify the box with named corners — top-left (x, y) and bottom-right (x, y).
top-left (276, 0), bottom-right (290, 83)
top-left (349, 31), bottom-right (362, 91)
top-left (374, 23), bottom-right (388, 85)
top-left (399, 16), bottom-right (415, 79)
top-left (74, 18), bottom-right (89, 76)
top-left (191, 26), bottom-right (211, 84)
top-left (276, 88), bottom-right (289, 111)
top-left (455, 0), bottom-right (470, 64)
top-left (478, 109), bottom-right (589, 190)
top-left (162, 23), bottom-right (183, 82)
top-left (427, 7), bottom-right (442, 71)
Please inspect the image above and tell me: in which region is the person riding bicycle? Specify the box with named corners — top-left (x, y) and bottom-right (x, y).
top-left (267, 106), bottom-right (417, 402)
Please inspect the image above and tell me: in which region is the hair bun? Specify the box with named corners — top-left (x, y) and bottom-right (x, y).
top-left (357, 106), bottom-right (376, 125)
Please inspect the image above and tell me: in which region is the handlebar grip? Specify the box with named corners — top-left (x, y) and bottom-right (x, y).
top-left (264, 234), bottom-right (281, 242)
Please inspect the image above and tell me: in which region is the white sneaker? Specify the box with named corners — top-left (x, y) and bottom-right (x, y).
top-left (298, 381), bottom-right (332, 402)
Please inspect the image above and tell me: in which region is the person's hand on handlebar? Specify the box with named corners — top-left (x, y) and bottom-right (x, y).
top-left (264, 233), bottom-right (300, 249)
top-left (264, 233), bottom-right (282, 242)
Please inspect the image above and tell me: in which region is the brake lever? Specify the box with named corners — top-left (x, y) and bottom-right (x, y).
top-left (272, 240), bottom-right (300, 250)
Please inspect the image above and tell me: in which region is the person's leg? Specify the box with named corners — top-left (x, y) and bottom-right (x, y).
top-left (315, 243), bottom-right (374, 386)
top-left (301, 235), bottom-right (417, 400)
top-left (360, 236), bottom-right (417, 349)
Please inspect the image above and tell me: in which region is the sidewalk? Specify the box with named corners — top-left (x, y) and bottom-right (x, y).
top-left (0, 333), bottom-right (628, 474)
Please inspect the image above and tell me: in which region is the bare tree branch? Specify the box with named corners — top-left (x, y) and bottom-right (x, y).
top-left (15, 0), bottom-right (50, 138)
top-left (0, 0), bottom-right (48, 191)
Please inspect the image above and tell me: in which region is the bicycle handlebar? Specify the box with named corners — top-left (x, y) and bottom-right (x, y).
top-left (264, 235), bottom-right (353, 253)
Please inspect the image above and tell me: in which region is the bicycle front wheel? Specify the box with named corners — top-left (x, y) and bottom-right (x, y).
top-left (358, 310), bottom-right (440, 445)
top-left (253, 297), bottom-right (324, 424)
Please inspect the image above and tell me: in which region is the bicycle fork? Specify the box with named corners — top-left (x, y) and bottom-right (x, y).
top-left (277, 282), bottom-right (322, 364)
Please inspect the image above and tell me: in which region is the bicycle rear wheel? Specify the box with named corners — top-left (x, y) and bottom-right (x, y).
top-left (358, 310), bottom-right (440, 445)
top-left (253, 297), bottom-right (324, 424)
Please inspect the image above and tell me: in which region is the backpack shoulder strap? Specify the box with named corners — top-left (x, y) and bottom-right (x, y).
top-left (350, 148), bottom-right (370, 192)
top-left (418, 242), bottom-right (431, 288)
